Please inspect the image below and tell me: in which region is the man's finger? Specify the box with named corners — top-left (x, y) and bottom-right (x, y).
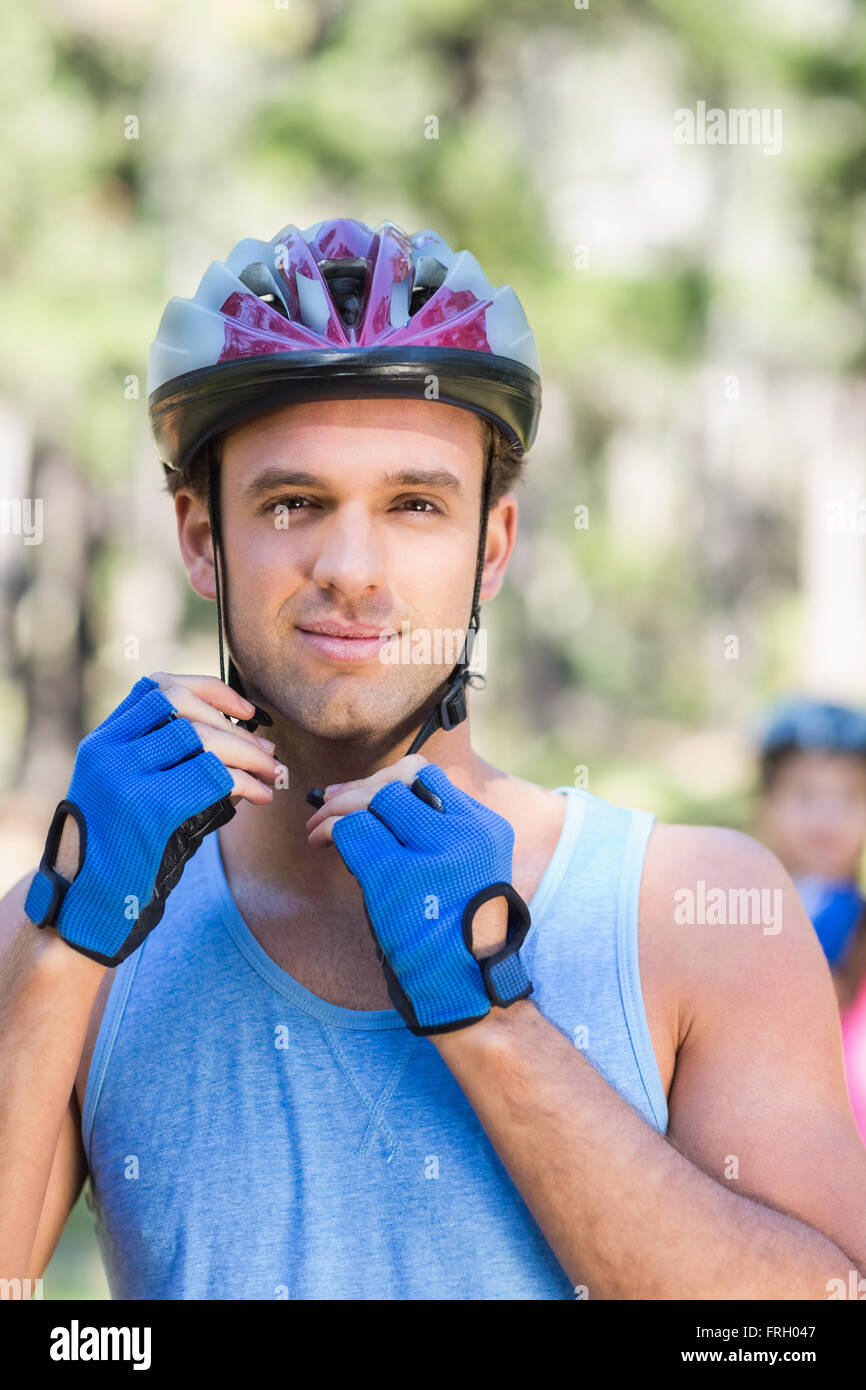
top-left (226, 767), bottom-right (275, 806)
top-left (321, 754), bottom-right (429, 802)
top-left (159, 682), bottom-right (275, 754)
top-left (192, 724), bottom-right (281, 785)
top-left (150, 670), bottom-right (258, 724)
top-left (306, 786), bottom-right (375, 842)
top-left (307, 761), bottom-right (428, 834)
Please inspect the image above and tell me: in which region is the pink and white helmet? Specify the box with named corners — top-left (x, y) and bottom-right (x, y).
top-left (147, 217), bottom-right (542, 471)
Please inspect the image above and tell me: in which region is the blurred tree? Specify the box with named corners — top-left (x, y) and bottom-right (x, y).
top-left (1, 0), bottom-right (864, 818)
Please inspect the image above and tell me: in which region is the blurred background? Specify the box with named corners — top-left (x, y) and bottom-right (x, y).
top-left (2, 0), bottom-right (865, 1299)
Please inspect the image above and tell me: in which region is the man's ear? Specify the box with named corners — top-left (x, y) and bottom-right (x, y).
top-left (175, 490), bottom-right (217, 602)
top-left (478, 493), bottom-right (518, 604)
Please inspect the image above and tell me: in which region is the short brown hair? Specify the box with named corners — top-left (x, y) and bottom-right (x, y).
top-left (162, 413), bottom-right (527, 508)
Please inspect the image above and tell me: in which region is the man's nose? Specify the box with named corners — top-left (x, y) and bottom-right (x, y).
top-left (309, 503), bottom-right (390, 599)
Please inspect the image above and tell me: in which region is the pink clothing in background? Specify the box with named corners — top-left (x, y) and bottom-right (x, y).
top-left (841, 978), bottom-right (866, 1144)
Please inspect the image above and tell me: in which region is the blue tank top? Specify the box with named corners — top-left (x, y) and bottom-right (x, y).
top-left (82, 784), bottom-right (668, 1299)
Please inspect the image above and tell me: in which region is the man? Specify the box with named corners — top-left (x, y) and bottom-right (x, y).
top-left (2, 218), bottom-right (865, 1300)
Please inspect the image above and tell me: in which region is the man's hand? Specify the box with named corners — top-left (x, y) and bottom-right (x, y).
top-left (305, 756), bottom-right (510, 959)
top-left (23, 672), bottom-right (283, 968)
top-left (305, 753), bottom-right (431, 847)
top-left (304, 756), bottom-right (533, 1035)
top-left (146, 672), bottom-right (280, 808)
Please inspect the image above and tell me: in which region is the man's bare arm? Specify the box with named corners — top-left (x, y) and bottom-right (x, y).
top-left (0, 818), bottom-right (107, 1281)
top-left (430, 826), bottom-right (866, 1299)
top-left (0, 672), bottom-right (281, 1285)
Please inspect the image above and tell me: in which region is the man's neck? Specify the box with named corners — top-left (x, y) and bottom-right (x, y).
top-left (219, 715), bottom-right (504, 907)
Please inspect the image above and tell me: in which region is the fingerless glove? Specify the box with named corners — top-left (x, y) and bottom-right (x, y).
top-left (24, 676), bottom-right (236, 966)
top-left (332, 763), bottom-right (533, 1035)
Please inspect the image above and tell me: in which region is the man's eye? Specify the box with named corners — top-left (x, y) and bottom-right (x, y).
top-left (396, 498), bottom-right (442, 515)
top-left (266, 496), bottom-right (313, 514)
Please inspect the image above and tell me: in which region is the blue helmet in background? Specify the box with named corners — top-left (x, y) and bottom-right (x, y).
top-left (758, 698), bottom-right (866, 758)
top-left (757, 697), bottom-right (866, 789)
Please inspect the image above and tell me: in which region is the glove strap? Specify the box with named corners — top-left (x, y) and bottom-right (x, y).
top-left (462, 881), bottom-right (534, 1008)
top-left (24, 800), bottom-right (87, 931)
top-left (480, 941), bottom-right (534, 1008)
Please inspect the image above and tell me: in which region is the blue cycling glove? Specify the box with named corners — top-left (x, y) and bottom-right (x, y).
top-left (331, 763), bottom-right (533, 1036)
top-left (24, 676), bottom-right (236, 966)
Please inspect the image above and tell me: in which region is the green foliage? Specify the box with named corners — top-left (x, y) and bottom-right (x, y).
top-left (3, 0), bottom-right (863, 821)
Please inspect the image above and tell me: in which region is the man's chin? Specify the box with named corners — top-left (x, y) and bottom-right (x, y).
top-left (258, 681), bottom-right (450, 748)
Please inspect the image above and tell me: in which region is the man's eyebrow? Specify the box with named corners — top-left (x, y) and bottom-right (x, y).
top-left (241, 466), bottom-right (466, 500)
top-left (241, 469), bottom-right (323, 500)
top-left (382, 468), bottom-right (465, 497)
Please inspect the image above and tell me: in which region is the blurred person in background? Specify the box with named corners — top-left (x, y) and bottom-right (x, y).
top-left (757, 698), bottom-right (866, 1142)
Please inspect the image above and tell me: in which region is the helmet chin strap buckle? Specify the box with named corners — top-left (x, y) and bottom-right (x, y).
top-left (405, 666), bottom-right (470, 754)
top-left (434, 669), bottom-right (469, 733)
top-left (406, 615), bottom-right (476, 746)
top-left (411, 613), bottom-right (478, 744)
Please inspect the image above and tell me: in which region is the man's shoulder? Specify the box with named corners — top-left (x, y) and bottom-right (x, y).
top-left (479, 770), bottom-right (572, 834)
top-left (640, 818), bottom-right (798, 933)
top-left (638, 819), bottom-right (828, 1050)
top-left (642, 819), bottom-right (781, 903)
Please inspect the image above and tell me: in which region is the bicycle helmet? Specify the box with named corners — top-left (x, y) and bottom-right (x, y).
top-left (757, 697), bottom-right (866, 789)
top-left (758, 698), bottom-right (866, 757)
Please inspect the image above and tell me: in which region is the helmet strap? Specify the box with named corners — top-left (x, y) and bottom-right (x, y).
top-left (404, 439), bottom-right (492, 756)
top-left (206, 450), bottom-right (272, 733)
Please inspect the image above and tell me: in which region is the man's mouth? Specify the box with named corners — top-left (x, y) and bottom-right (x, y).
top-left (296, 622), bottom-right (397, 665)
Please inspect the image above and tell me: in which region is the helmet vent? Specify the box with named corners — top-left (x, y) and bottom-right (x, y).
top-left (238, 261), bottom-right (290, 320)
top-left (409, 255), bottom-right (448, 317)
top-left (318, 256), bottom-right (369, 328)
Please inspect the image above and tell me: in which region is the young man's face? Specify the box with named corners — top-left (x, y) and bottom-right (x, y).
top-left (759, 750), bottom-right (866, 882)
top-left (176, 396), bottom-right (516, 746)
